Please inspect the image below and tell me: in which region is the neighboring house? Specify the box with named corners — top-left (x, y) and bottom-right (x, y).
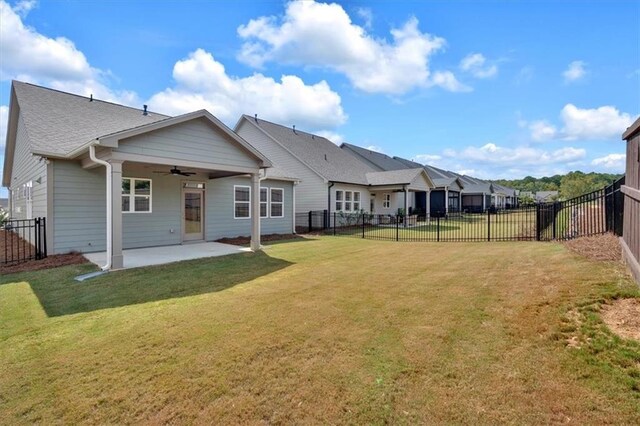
top-left (535, 191), bottom-right (559, 203)
top-left (622, 117), bottom-right (640, 283)
top-left (2, 81), bottom-right (296, 269)
top-left (235, 116), bottom-right (434, 219)
top-left (341, 143), bottom-right (462, 217)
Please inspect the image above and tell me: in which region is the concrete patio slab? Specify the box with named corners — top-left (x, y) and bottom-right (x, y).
top-left (84, 242), bottom-right (245, 270)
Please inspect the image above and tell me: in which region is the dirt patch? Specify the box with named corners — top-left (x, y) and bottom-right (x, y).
top-left (1, 252), bottom-right (88, 275)
top-left (562, 233), bottom-right (622, 262)
top-left (601, 298), bottom-right (640, 341)
top-left (216, 233), bottom-right (307, 246)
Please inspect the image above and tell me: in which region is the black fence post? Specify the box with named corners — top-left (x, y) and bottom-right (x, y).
top-left (42, 217), bottom-right (48, 259)
top-left (436, 215), bottom-right (440, 242)
top-left (552, 202), bottom-right (557, 240)
top-left (487, 208), bottom-right (491, 242)
top-left (362, 213), bottom-right (365, 239)
top-left (535, 204), bottom-right (541, 241)
top-left (396, 215), bottom-right (399, 241)
top-left (34, 217), bottom-right (40, 260)
top-left (333, 212), bottom-right (336, 235)
top-left (308, 211), bottom-right (313, 233)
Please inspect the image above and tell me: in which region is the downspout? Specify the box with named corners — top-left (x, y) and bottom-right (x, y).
top-left (89, 144), bottom-right (112, 271)
top-left (292, 181), bottom-right (297, 234)
top-left (327, 182), bottom-right (335, 229)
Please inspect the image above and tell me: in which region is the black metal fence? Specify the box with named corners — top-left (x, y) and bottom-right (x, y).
top-left (300, 178), bottom-right (625, 243)
top-left (1, 218), bottom-right (47, 266)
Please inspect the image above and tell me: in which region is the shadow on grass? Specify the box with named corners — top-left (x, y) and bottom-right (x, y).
top-left (11, 251), bottom-right (292, 317)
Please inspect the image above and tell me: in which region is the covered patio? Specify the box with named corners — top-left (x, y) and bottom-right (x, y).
top-left (84, 241), bottom-right (246, 270)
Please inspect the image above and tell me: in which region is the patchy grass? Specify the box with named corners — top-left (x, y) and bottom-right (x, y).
top-left (1, 237), bottom-right (639, 424)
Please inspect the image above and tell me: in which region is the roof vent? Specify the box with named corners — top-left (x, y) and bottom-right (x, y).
top-left (292, 125), bottom-right (296, 134)
top-left (312, 135), bottom-right (315, 139)
top-left (254, 113), bottom-right (258, 122)
top-left (324, 154), bottom-right (328, 161)
top-left (143, 105), bottom-right (148, 116)
top-left (89, 94), bottom-right (93, 102)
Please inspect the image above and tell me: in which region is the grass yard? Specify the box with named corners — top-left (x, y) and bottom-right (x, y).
top-left (1, 237), bottom-right (639, 424)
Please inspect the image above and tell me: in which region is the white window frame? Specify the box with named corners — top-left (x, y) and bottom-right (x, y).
top-left (270, 188), bottom-right (284, 218)
top-left (260, 187), bottom-right (268, 218)
top-left (335, 190), bottom-right (343, 211)
top-left (383, 193), bottom-right (391, 209)
top-left (234, 185), bottom-right (251, 219)
top-left (122, 177), bottom-right (152, 214)
top-left (353, 191), bottom-right (361, 212)
top-left (25, 181), bottom-right (33, 219)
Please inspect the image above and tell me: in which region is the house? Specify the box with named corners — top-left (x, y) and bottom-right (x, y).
top-left (340, 145), bottom-right (465, 217)
top-left (3, 81), bottom-right (297, 269)
top-left (235, 116), bottom-right (434, 220)
top-left (621, 117), bottom-right (640, 283)
top-left (534, 191), bottom-right (559, 203)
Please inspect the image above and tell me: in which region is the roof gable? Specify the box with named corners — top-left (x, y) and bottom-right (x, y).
top-left (239, 115), bottom-right (375, 184)
top-left (11, 81), bottom-right (168, 158)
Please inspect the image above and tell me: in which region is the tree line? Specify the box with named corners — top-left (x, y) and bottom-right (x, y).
top-left (494, 171), bottom-right (623, 200)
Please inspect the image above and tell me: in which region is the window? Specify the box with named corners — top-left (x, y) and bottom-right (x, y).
top-left (270, 188), bottom-right (284, 218)
top-left (260, 187), bottom-right (268, 218)
top-left (383, 193), bottom-right (391, 209)
top-left (335, 190), bottom-right (343, 211)
top-left (345, 191), bottom-right (352, 211)
top-left (234, 186), bottom-right (250, 219)
top-left (122, 178), bottom-right (152, 213)
top-left (353, 191), bottom-right (361, 211)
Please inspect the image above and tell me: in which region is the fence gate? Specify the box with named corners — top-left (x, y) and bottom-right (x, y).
top-left (1, 217), bottom-right (47, 266)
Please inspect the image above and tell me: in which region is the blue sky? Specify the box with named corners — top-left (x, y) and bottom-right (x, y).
top-left (1, 0), bottom-right (639, 198)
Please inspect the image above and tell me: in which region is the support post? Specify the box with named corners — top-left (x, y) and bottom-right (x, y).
top-left (487, 208), bottom-right (491, 242)
top-left (404, 187), bottom-right (409, 228)
top-left (110, 160), bottom-right (124, 269)
top-left (250, 173), bottom-right (261, 251)
top-left (445, 187), bottom-right (449, 216)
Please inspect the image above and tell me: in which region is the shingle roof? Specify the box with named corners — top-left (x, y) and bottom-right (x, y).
top-left (246, 116), bottom-right (376, 185)
top-left (341, 143), bottom-right (408, 171)
top-left (365, 168), bottom-right (427, 186)
top-left (12, 81), bottom-right (169, 156)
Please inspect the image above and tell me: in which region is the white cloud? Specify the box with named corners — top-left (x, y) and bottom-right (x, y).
top-left (527, 104), bottom-right (636, 142)
top-left (414, 154), bottom-right (442, 163)
top-left (514, 66), bottom-right (534, 85)
top-left (430, 71), bottom-right (472, 92)
top-left (315, 130), bottom-right (345, 145)
top-left (147, 49), bottom-right (347, 131)
top-left (356, 7), bottom-right (373, 29)
top-left (591, 153), bottom-right (625, 171)
top-left (560, 104), bottom-right (635, 140)
top-left (447, 143), bottom-right (586, 166)
top-left (529, 120), bottom-right (557, 141)
top-left (0, 105), bottom-right (8, 149)
top-left (0, 0), bottom-right (137, 105)
top-left (12, 0), bottom-right (35, 16)
top-left (237, 1), bottom-right (462, 95)
top-left (563, 60), bottom-right (587, 83)
top-left (460, 53), bottom-right (497, 79)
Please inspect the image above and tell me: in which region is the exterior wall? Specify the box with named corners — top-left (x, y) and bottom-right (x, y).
top-left (116, 118), bottom-right (260, 169)
top-left (51, 160), bottom-right (294, 254)
top-left (622, 129), bottom-right (640, 283)
top-left (370, 190), bottom-right (416, 215)
top-left (9, 114), bottom-right (47, 221)
top-left (331, 183), bottom-right (372, 213)
top-left (237, 119), bottom-right (327, 212)
top-left (206, 176), bottom-right (294, 240)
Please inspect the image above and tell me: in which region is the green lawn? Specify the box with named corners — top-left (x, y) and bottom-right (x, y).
top-left (1, 237), bottom-right (639, 424)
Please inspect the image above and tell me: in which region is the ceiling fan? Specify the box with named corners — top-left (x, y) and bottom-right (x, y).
top-left (153, 166), bottom-right (196, 177)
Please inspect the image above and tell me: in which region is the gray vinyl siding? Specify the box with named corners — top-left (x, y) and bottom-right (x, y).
top-left (206, 176), bottom-right (293, 240)
top-left (237, 120), bottom-right (327, 212)
top-left (51, 161), bottom-right (293, 253)
top-left (9, 113), bottom-right (47, 221)
top-left (331, 183), bottom-right (371, 213)
top-left (52, 160), bottom-right (106, 254)
top-left (115, 118), bottom-right (260, 169)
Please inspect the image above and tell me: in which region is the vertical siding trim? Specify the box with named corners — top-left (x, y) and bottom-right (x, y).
top-left (47, 160), bottom-right (55, 251)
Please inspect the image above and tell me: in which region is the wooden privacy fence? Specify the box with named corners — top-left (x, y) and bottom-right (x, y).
top-left (1, 218), bottom-right (47, 266)
top-left (300, 178), bottom-right (624, 243)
